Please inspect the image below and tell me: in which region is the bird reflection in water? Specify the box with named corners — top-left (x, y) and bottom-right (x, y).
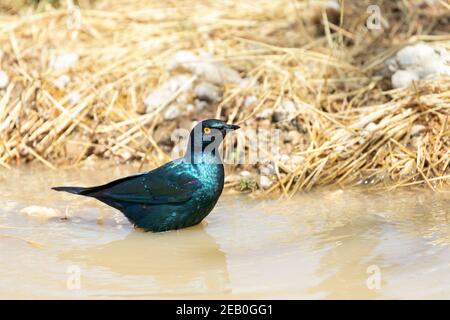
top-left (60, 225), bottom-right (230, 296)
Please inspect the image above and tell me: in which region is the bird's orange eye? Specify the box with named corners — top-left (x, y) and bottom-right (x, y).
top-left (203, 127), bottom-right (211, 134)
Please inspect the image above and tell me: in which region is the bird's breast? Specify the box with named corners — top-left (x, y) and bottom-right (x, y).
top-left (194, 164), bottom-right (224, 202)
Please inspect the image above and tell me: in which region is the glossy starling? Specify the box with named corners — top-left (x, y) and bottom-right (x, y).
top-left (52, 119), bottom-right (240, 232)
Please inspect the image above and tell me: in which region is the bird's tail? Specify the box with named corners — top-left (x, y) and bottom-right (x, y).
top-left (52, 186), bottom-right (90, 195)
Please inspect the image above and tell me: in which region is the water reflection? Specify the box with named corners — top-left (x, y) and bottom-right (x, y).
top-left (60, 225), bottom-right (230, 295)
top-left (1, 164), bottom-right (449, 298)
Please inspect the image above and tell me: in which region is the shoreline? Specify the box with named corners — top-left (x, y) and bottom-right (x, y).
top-left (0, 1), bottom-right (448, 194)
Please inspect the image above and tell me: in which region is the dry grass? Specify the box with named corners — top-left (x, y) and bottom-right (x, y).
top-left (0, 0), bottom-right (448, 195)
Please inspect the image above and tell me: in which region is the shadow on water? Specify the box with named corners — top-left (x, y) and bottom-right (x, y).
top-left (59, 225), bottom-right (230, 296)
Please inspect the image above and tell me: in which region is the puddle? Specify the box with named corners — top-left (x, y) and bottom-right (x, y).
top-left (0, 165), bottom-right (449, 299)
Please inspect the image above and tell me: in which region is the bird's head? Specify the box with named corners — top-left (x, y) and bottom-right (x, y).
top-left (185, 119), bottom-right (240, 163)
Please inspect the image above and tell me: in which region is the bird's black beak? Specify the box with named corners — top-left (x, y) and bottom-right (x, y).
top-left (224, 124), bottom-right (240, 131)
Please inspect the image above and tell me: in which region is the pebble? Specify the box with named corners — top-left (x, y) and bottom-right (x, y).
top-left (50, 52), bottom-right (79, 70)
top-left (399, 159), bottom-right (415, 177)
top-left (256, 108), bottom-right (273, 119)
top-left (259, 175), bottom-right (273, 189)
top-left (225, 174), bottom-right (240, 183)
top-left (240, 170), bottom-right (251, 178)
top-left (410, 124), bottom-right (426, 136)
top-left (336, 145), bottom-right (346, 153)
top-left (279, 154), bottom-right (291, 163)
top-left (259, 163), bottom-right (275, 176)
top-left (144, 75), bottom-right (192, 113)
top-left (163, 104), bottom-right (181, 120)
top-left (294, 71), bottom-right (306, 82)
top-left (54, 74), bottom-right (70, 89)
top-left (167, 50), bottom-right (197, 71)
top-left (391, 70), bottom-right (419, 89)
top-left (194, 81), bottom-right (221, 102)
top-left (396, 43), bottom-right (436, 67)
top-left (194, 99), bottom-right (208, 111)
top-left (388, 43), bottom-right (450, 88)
top-left (244, 95), bottom-right (257, 107)
top-left (273, 100), bottom-right (298, 122)
top-left (0, 70), bottom-right (9, 88)
top-left (168, 50), bottom-right (242, 85)
top-left (68, 91), bottom-right (81, 104)
top-left (186, 104), bottom-right (195, 112)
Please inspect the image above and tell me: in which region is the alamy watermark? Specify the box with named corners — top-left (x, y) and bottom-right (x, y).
top-left (170, 127), bottom-right (282, 165)
top-left (366, 5), bottom-right (389, 30)
top-left (366, 264), bottom-right (381, 290)
top-left (66, 265), bottom-right (81, 290)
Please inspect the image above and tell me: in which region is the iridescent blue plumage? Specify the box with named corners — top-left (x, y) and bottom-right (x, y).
top-left (52, 119), bottom-right (239, 232)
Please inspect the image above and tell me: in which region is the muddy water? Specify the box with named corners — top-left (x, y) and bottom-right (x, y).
top-left (0, 164), bottom-right (449, 299)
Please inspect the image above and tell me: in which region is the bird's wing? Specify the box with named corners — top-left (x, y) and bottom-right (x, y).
top-left (84, 160), bottom-right (202, 204)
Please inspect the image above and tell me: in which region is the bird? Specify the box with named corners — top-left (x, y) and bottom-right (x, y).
top-left (52, 119), bottom-right (240, 232)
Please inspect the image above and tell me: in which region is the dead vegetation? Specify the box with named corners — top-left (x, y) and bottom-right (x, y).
top-left (0, 0), bottom-right (448, 195)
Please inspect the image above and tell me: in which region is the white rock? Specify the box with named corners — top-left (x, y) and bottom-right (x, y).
top-left (186, 104), bottom-right (195, 112)
top-left (419, 60), bottom-right (450, 78)
top-left (325, 0), bottom-right (340, 10)
top-left (21, 206), bottom-right (64, 220)
top-left (396, 43), bottom-right (436, 67)
top-left (336, 145), bottom-right (346, 153)
top-left (54, 74), bottom-right (70, 89)
top-left (50, 52), bottom-right (79, 70)
top-left (279, 154), bottom-right (302, 171)
top-left (194, 99), bottom-right (208, 111)
top-left (410, 124), bottom-right (426, 136)
top-left (199, 51), bottom-right (242, 84)
top-left (168, 50), bottom-right (242, 85)
top-left (256, 108), bottom-right (273, 119)
top-left (239, 77), bottom-right (254, 88)
top-left (194, 81), bottom-right (221, 102)
top-left (120, 150), bottom-right (132, 161)
top-left (176, 92), bottom-right (189, 104)
top-left (0, 70), bottom-right (9, 88)
top-left (385, 57), bottom-right (399, 72)
top-left (68, 91), bottom-right (81, 104)
top-left (294, 71), bottom-right (306, 82)
top-left (280, 100), bottom-right (297, 113)
top-left (240, 170), bottom-right (251, 178)
top-left (400, 159), bottom-right (415, 177)
top-left (273, 100), bottom-right (298, 121)
top-left (167, 50), bottom-right (198, 70)
top-left (244, 95), bottom-right (257, 107)
top-left (259, 163), bottom-right (275, 176)
top-left (391, 70), bottom-right (419, 89)
top-left (225, 174), bottom-right (240, 183)
top-left (436, 46), bottom-right (450, 63)
top-left (389, 43), bottom-right (450, 88)
top-left (279, 154), bottom-right (291, 163)
top-left (163, 104), bottom-right (181, 120)
top-left (259, 175), bottom-right (273, 189)
top-left (144, 74), bottom-right (192, 113)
